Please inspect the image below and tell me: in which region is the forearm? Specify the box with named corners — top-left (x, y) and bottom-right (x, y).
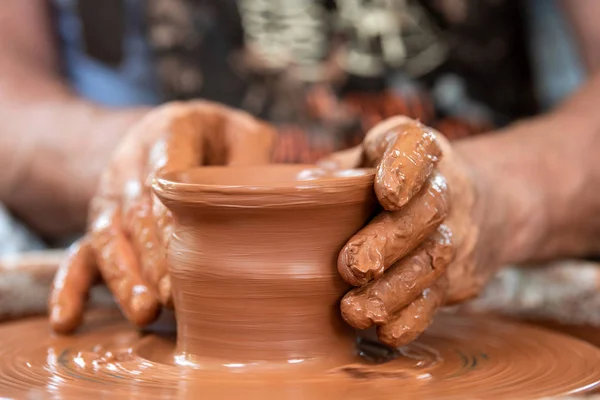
top-left (561, 0), bottom-right (600, 72)
top-left (0, 1), bottom-right (148, 237)
top-left (456, 73), bottom-right (600, 265)
top-left (0, 97), bottom-right (146, 237)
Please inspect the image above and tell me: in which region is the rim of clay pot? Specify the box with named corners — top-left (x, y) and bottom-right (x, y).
top-left (153, 164), bottom-right (376, 207)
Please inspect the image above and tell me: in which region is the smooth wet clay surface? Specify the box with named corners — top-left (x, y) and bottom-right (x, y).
top-left (153, 164), bottom-right (377, 364)
top-left (1, 309), bottom-right (600, 399)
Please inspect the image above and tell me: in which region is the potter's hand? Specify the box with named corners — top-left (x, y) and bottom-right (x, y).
top-left (49, 101), bottom-right (276, 333)
top-left (322, 117), bottom-right (489, 348)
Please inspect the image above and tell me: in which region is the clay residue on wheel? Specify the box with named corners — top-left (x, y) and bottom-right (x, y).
top-left (2, 310), bottom-right (600, 399)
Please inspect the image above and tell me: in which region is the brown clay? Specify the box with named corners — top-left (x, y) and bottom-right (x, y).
top-left (3, 164), bottom-right (600, 398)
top-left (49, 238), bottom-right (99, 333)
top-left (340, 226), bottom-right (453, 332)
top-left (1, 309), bottom-right (600, 398)
top-left (365, 120), bottom-right (443, 211)
top-left (153, 164), bottom-right (377, 364)
top-left (337, 172), bottom-right (450, 287)
top-left (49, 101), bottom-right (278, 334)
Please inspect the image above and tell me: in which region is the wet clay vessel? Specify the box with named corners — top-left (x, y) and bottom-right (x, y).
top-left (153, 164), bottom-right (377, 368)
top-left (2, 165), bottom-right (600, 399)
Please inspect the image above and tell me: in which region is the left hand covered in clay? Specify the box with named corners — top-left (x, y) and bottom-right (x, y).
top-left (48, 101), bottom-right (276, 333)
top-left (321, 117), bottom-right (495, 348)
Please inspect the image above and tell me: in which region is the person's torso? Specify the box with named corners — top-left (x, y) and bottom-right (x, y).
top-left (51, 0), bottom-right (584, 162)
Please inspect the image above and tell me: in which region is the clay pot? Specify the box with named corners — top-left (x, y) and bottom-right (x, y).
top-left (154, 165), bottom-right (376, 366)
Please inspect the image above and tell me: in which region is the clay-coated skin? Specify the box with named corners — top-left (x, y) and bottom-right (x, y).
top-left (340, 228), bottom-right (452, 331)
top-left (49, 101), bottom-right (276, 333)
top-left (321, 116), bottom-right (496, 347)
top-left (2, 309), bottom-right (600, 399)
top-left (49, 106), bottom-right (496, 351)
top-left (49, 238), bottom-right (98, 333)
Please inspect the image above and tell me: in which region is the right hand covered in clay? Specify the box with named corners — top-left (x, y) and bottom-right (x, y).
top-left (49, 101), bottom-right (276, 333)
top-left (321, 116), bottom-right (500, 348)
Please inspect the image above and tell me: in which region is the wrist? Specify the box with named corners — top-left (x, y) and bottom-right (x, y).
top-left (454, 126), bottom-right (548, 267)
top-left (456, 110), bottom-right (600, 265)
top-left (4, 100), bottom-right (148, 237)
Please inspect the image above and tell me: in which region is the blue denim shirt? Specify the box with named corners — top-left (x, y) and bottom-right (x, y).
top-left (53, 0), bottom-right (162, 107)
top-left (52, 0), bottom-right (584, 112)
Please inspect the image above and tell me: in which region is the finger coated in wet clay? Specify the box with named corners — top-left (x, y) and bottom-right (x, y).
top-left (375, 122), bottom-right (442, 211)
top-left (338, 173), bottom-right (450, 287)
top-left (340, 226), bottom-right (453, 330)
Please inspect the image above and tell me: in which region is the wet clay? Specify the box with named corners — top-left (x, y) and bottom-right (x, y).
top-left (1, 309), bottom-right (600, 399)
top-left (3, 164), bottom-right (600, 398)
top-left (153, 164), bottom-right (377, 365)
top-left (340, 228), bottom-right (453, 337)
top-left (47, 102), bottom-right (278, 335)
top-left (333, 119), bottom-right (457, 348)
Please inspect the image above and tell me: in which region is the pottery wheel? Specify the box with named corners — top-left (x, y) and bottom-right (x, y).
top-left (1, 309), bottom-right (599, 399)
